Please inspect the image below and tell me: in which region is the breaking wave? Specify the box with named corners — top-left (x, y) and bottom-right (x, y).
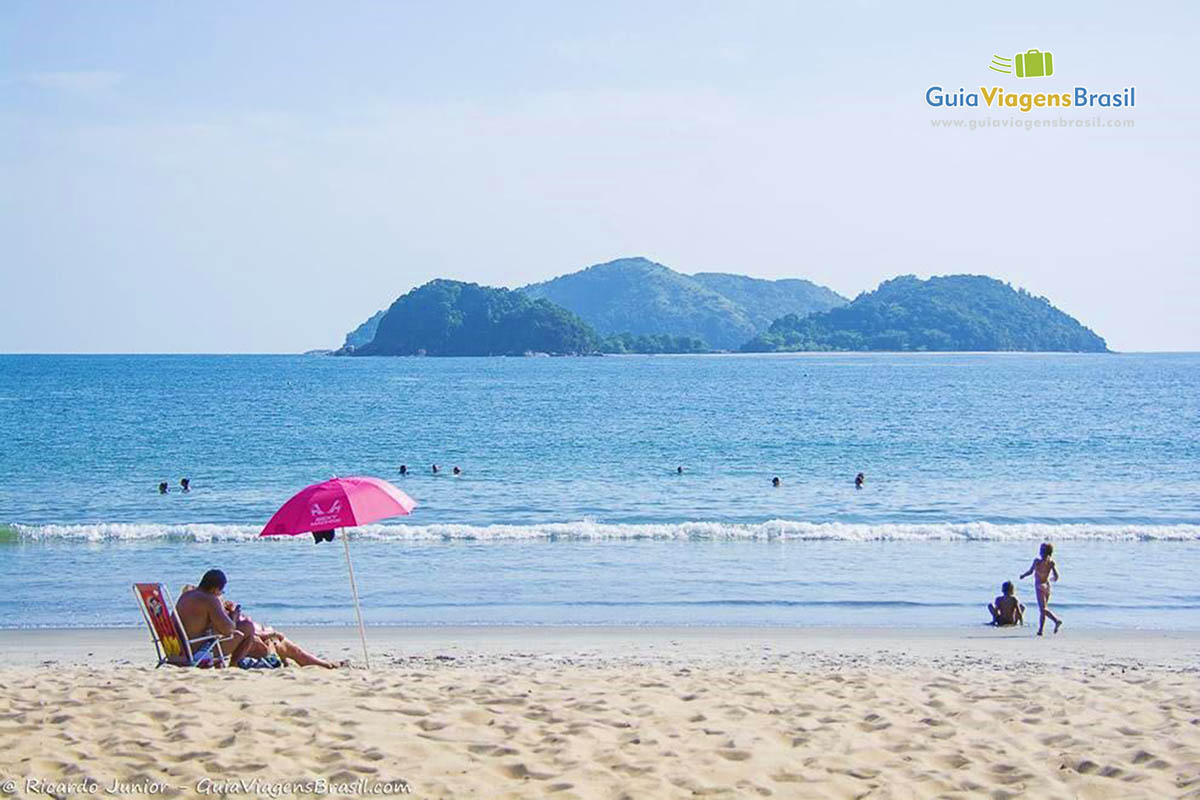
top-left (5, 520), bottom-right (1200, 543)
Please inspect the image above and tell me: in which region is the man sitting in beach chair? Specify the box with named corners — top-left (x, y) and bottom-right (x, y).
top-left (178, 568), bottom-right (344, 669)
top-left (175, 569), bottom-right (252, 664)
top-left (133, 577), bottom-right (238, 667)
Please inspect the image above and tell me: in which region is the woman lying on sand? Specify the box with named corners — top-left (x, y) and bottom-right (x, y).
top-left (219, 598), bottom-right (344, 669)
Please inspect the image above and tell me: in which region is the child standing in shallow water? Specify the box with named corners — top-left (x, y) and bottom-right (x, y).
top-left (1020, 542), bottom-right (1063, 635)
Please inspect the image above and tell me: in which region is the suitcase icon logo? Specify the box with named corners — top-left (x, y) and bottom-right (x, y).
top-left (1015, 49), bottom-right (1053, 78)
top-left (988, 49), bottom-right (1054, 78)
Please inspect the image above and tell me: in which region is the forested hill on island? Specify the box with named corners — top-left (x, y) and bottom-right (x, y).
top-left (519, 257), bottom-right (845, 350)
top-left (741, 275), bottom-right (1109, 353)
top-left (351, 280), bottom-right (597, 357)
top-left (336, 265), bottom-right (1109, 356)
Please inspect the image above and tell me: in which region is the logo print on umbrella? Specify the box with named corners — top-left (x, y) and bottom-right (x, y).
top-left (310, 499), bottom-right (343, 525)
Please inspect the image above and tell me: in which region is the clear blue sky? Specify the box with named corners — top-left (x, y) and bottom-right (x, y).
top-left (2, 1), bottom-right (1196, 352)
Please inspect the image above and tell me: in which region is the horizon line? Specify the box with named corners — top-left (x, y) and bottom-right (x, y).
top-left (3, 350), bottom-right (1198, 357)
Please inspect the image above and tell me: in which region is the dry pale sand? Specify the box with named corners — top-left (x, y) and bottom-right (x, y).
top-left (0, 628), bottom-right (1197, 799)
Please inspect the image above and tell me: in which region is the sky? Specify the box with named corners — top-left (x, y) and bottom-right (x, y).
top-left (2, 1), bottom-right (1197, 352)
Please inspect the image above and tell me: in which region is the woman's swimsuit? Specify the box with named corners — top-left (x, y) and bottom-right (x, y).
top-left (1036, 581), bottom-right (1051, 604)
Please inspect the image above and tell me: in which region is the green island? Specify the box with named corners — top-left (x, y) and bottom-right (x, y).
top-left (339, 266), bottom-right (1108, 356)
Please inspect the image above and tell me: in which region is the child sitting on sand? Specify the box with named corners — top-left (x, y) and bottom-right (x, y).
top-left (1020, 542), bottom-right (1063, 635)
top-left (987, 581), bottom-right (1024, 626)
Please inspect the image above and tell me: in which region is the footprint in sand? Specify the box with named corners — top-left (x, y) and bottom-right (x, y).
top-left (1131, 750), bottom-right (1157, 765)
top-left (395, 706), bottom-right (430, 717)
top-left (610, 763), bottom-right (654, 777)
top-left (467, 744), bottom-right (518, 757)
top-left (770, 771), bottom-right (804, 783)
top-left (936, 753), bottom-right (973, 771)
top-left (416, 718), bottom-right (448, 731)
top-left (502, 762), bottom-right (554, 780)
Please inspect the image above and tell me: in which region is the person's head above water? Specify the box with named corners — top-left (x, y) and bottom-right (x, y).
top-left (432, 464), bottom-right (439, 473)
top-left (198, 569), bottom-right (227, 594)
top-left (399, 465), bottom-right (408, 475)
top-left (158, 482), bottom-right (168, 494)
top-left (1001, 580), bottom-right (1014, 596)
top-left (855, 472), bottom-right (865, 485)
top-left (452, 466), bottom-right (461, 475)
top-left (772, 476), bottom-right (781, 487)
top-left (677, 466), bottom-right (684, 474)
top-left (1040, 542), bottom-right (1054, 558)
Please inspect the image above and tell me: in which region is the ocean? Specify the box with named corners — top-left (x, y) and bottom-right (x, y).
top-left (1, 352), bottom-right (1198, 630)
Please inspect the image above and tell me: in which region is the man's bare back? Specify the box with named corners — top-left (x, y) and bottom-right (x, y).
top-left (176, 588), bottom-right (237, 641)
top-left (173, 569), bottom-right (249, 665)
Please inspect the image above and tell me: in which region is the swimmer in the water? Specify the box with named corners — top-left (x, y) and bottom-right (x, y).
top-left (158, 481), bottom-right (169, 495)
top-left (677, 466), bottom-right (684, 474)
top-left (855, 472), bottom-right (865, 489)
top-left (431, 464), bottom-right (440, 474)
top-left (180, 477), bottom-right (190, 493)
top-left (1020, 542), bottom-right (1063, 636)
top-left (452, 466), bottom-right (461, 475)
top-left (399, 465), bottom-right (408, 476)
top-left (772, 476), bottom-right (781, 488)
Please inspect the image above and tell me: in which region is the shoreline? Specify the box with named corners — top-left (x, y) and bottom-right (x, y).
top-left (5, 624), bottom-right (1199, 669)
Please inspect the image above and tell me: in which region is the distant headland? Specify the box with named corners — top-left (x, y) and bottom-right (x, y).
top-left (333, 258), bottom-right (1108, 356)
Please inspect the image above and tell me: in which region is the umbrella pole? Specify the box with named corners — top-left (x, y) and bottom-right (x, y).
top-left (341, 528), bottom-right (371, 668)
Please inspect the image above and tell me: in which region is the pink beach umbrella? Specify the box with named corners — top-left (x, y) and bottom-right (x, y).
top-left (261, 476), bottom-right (416, 667)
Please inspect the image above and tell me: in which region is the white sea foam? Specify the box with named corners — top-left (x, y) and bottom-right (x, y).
top-left (7, 520), bottom-right (1200, 543)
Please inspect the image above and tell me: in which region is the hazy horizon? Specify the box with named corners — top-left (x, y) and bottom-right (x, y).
top-left (0, 260), bottom-right (1183, 354)
top-left (3, 2), bottom-right (1197, 353)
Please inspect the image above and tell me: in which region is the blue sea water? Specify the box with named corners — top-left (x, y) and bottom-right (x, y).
top-left (1, 353), bottom-right (1198, 630)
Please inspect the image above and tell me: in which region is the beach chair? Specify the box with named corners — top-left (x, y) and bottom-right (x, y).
top-left (132, 582), bottom-right (233, 668)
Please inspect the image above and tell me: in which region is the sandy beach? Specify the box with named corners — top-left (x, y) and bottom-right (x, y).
top-left (1, 627), bottom-right (1197, 799)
